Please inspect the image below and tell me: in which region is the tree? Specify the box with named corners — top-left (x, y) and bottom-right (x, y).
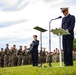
top-left (73, 38), bottom-right (76, 50)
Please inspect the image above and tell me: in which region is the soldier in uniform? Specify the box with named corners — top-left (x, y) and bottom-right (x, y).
top-left (46, 53), bottom-right (48, 63)
top-left (43, 48), bottom-right (46, 63)
top-left (22, 46), bottom-right (28, 65)
top-left (4, 44), bottom-right (10, 67)
top-left (57, 50), bottom-right (60, 62)
top-left (9, 47), bottom-right (13, 67)
top-left (0, 48), bottom-right (4, 67)
top-left (55, 48), bottom-right (59, 62)
top-left (17, 46), bottom-right (23, 66)
top-left (61, 50), bottom-right (64, 62)
top-left (60, 7), bottom-right (75, 66)
top-left (27, 51), bottom-right (31, 65)
top-left (48, 52), bottom-right (52, 67)
top-left (52, 50), bottom-right (56, 62)
top-left (12, 45), bottom-right (18, 66)
top-left (38, 53), bottom-right (41, 63)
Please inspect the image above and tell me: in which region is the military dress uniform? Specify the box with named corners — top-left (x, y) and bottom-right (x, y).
top-left (61, 9), bottom-right (75, 66)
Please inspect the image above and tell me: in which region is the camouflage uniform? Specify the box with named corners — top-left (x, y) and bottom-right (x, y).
top-left (38, 54), bottom-right (41, 63)
top-left (4, 45), bottom-right (10, 67)
top-left (12, 45), bottom-right (18, 66)
top-left (0, 51), bottom-right (1, 67)
top-left (52, 50), bottom-right (56, 62)
top-left (74, 52), bottom-right (76, 60)
top-left (43, 50), bottom-right (46, 63)
top-left (48, 53), bottom-right (52, 67)
top-left (61, 50), bottom-right (64, 61)
top-left (0, 50), bottom-right (2, 67)
top-left (55, 49), bottom-right (60, 62)
top-left (46, 53), bottom-right (48, 63)
top-left (9, 47), bottom-right (13, 67)
top-left (0, 48), bottom-right (4, 67)
top-left (40, 49), bottom-right (43, 67)
top-left (22, 49), bottom-right (28, 65)
top-left (57, 50), bottom-right (60, 62)
top-left (17, 46), bottom-right (23, 66)
top-left (27, 51), bottom-right (31, 64)
top-left (72, 51), bottom-right (75, 61)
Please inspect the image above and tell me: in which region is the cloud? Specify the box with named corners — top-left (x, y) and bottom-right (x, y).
top-left (0, 0), bottom-right (76, 51)
top-left (43, 0), bottom-right (64, 4)
top-left (0, 19), bottom-right (28, 28)
top-left (48, 0), bottom-right (76, 8)
top-left (17, 2), bottom-right (29, 10)
top-left (0, 0), bottom-right (30, 11)
top-left (0, 2), bottom-right (6, 7)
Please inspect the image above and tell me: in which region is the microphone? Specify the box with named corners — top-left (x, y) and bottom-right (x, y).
top-left (57, 16), bottom-right (62, 19)
top-left (51, 16), bottom-right (62, 21)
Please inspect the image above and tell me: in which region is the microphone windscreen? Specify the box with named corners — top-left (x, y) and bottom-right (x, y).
top-left (58, 16), bottom-right (62, 18)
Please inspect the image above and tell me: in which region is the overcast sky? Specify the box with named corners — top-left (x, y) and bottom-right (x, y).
top-left (0, 0), bottom-right (76, 52)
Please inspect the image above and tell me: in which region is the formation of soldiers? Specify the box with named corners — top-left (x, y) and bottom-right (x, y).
top-left (0, 44), bottom-right (47, 67)
top-left (0, 44), bottom-right (31, 67)
top-left (38, 48), bottom-right (76, 64)
top-left (0, 45), bottom-right (76, 67)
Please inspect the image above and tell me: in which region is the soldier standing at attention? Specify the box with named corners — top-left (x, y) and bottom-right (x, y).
top-left (60, 7), bottom-right (75, 66)
top-left (22, 46), bottom-right (28, 65)
top-left (27, 51), bottom-right (31, 65)
top-left (17, 46), bottom-right (23, 66)
top-left (12, 45), bottom-right (18, 66)
top-left (52, 50), bottom-right (56, 62)
top-left (9, 47), bottom-right (13, 67)
top-left (0, 48), bottom-right (4, 67)
top-left (48, 52), bottom-right (52, 67)
top-left (43, 48), bottom-right (46, 63)
top-left (4, 44), bottom-right (10, 67)
top-left (55, 48), bottom-right (59, 62)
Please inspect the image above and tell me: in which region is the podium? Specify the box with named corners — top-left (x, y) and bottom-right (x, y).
top-left (50, 28), bottom-right (70, 67)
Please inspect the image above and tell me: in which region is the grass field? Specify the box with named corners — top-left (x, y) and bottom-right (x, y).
top-left (0, 61), bottom-right (76, 75)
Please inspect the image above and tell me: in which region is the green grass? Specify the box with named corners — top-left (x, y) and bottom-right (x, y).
top-left (0, 61), bottom-right (76, 75)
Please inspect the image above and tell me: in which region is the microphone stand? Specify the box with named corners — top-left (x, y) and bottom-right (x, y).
top-left (48, 20), bottom-right (52, 67)
top-left (49, 17), bottom-right (62, 67)
top-left (49, 19), bottom-right (55, 53)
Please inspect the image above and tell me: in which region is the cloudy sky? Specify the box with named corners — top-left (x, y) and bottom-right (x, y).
top-left (0, 0), bottom-right (76, 52)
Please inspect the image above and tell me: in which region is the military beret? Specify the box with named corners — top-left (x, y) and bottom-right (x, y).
top-left (1, 48), bottom-right (3, 50)
top-left (13, 44), bottom-right (16, 46)
top-left (6, 44), bottom-right (9, 46)
top-left (20, 45), bottom-right (22, 47)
